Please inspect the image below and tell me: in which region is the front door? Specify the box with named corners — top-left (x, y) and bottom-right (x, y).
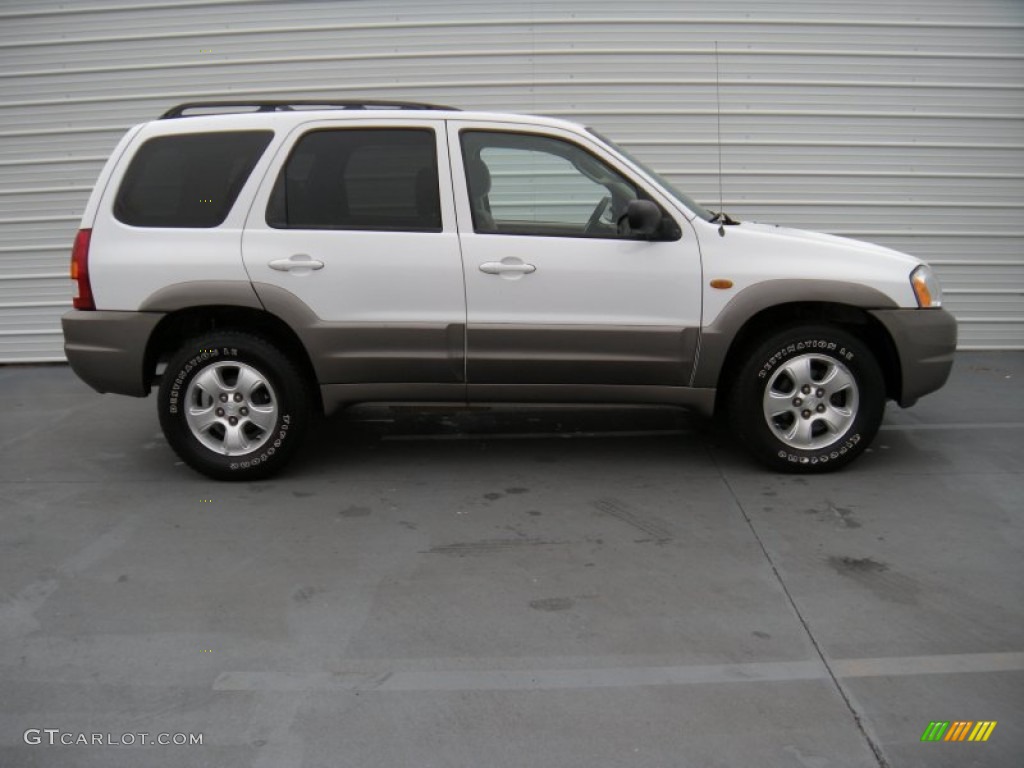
top-left (447, 122), bottom-right (702, 393)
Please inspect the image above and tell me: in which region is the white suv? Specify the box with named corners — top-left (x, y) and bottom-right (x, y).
top-left (62, 100), bottom-right (956, 479)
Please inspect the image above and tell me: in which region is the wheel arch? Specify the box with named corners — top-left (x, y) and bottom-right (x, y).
top-left (699, 297), bottom-right (902, 415)
top-left (144, 305), bottom-right (322, 413)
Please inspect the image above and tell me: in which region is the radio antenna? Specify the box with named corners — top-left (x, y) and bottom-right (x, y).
top-left (714, 41), bottom-right (725, 236)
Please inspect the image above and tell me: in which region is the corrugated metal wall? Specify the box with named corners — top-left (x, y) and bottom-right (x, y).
top-left (1, 0), bottom-right (1021, 360)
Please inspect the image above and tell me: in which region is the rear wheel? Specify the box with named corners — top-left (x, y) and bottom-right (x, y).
top-left (728, 325), bottom-right (885, 472)
top-left (158, 332), bottom-right (310, 480)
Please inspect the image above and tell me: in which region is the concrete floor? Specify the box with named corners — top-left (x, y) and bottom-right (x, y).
top-left (1, 352), bottom-right (1022, 767)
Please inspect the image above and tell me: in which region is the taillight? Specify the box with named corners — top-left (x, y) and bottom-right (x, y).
top-left (70, 228), bottom-right (94, 310)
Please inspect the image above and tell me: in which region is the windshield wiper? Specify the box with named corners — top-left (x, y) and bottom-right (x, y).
top-left (709, 210), bottom-right (740, 237)
top-left (709, 210), bottom-right (739, 225)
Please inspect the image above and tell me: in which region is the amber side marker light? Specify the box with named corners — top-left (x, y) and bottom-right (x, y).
top-left (912, 274), bottom-right (932, 307)
top-left (710, 279), bottom-right (734, 290)
top-left (71, 228), bottom-right (94, 310)
top-left (910, 264), bottom-right (942, 308)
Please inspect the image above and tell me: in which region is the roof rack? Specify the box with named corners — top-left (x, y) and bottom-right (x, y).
top-left (160, 100), bottom-right (460, 119)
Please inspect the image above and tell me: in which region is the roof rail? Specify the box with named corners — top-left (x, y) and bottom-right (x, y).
top-left (160, 100), bottom-right (460, 119)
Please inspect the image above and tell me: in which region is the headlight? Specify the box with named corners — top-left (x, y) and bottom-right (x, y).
top-left (910, 265), bottom-right (942, 308)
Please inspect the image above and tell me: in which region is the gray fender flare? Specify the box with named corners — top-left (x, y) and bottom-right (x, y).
top-left (692, 279), bottom-right (898, 388)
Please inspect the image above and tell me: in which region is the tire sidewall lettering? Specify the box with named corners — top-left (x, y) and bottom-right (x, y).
top-left (227, 412), bottom-right (292, 473)
top-left (775, 432), bottom-right (861, 465)
top-left (758, 338), bottom-right (851, 380)
top-left (168, 348), bottom-right (236, 414)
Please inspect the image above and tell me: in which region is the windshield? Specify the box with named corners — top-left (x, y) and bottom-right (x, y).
top-left (587, 128), bottom-right (714, 222)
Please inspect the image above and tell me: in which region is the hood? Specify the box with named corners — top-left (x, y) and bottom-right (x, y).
top-left (735, 221), bottom-right (922, 269)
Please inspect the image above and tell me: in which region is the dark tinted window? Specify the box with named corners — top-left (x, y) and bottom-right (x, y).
top-left (114, 131), bottom-right (272, 228)
top-left (267, 129), bottom-right (441, 231)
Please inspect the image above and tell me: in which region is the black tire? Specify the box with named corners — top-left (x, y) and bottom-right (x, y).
top-left (728, 324), bottom-right (885, 472)
top-left (158, 332), bottom-right (311, 480)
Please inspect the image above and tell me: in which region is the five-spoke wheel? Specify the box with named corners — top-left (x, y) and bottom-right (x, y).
top-left (729, 325), bottom-right (884, 472)
top-left (762, 353), bottom-right (859, 452)
top-left (158, 332), bottom-right (311, 480)
top-left (184, 362), bottom-right (279, 456)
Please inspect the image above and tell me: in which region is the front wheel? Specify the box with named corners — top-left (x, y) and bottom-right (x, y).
top-left (158, 332), bottom-right (311, 480)
top-left (728, 325), bottom-right (885, 472)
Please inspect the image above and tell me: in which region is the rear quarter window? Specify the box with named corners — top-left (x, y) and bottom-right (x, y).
top-left (114, 131), bottom-right (272, 227)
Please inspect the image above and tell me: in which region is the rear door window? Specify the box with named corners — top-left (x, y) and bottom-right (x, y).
top-left (266, 128), bottom-right (441, 232)
top-left (114, 131), bottom-right (272, 228)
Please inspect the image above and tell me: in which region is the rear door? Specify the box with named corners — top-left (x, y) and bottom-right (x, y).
top-left (242, 118), bottom-right (466, 389)
top-left (447, 120), bottom-right (702, 393)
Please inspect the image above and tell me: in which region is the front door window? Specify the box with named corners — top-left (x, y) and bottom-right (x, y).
top-left (460, 131), bottom-right (640, 238)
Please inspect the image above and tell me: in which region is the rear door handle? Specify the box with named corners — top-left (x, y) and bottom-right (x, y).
top-left (479, 261), bottom-right (536, 275)
top-left (269, 254), bottom-right (324, 272)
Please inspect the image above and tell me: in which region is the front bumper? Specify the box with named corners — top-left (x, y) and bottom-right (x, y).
top-left (62, 310), bottom-right (164, 396)
top-left (869, 308), bottom-right (957, 407)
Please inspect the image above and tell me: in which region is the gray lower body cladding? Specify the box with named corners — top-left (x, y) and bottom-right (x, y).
top-left (868, 308), bottom-right (957, 406)
top-left (466, 325), bottom-right (698, 386)
top-left (65, 297), bottom-right (949, 417)
top-left (61, 309), bottom-right (163, 396)
top-left (61, 304), bottom-right (713, 416)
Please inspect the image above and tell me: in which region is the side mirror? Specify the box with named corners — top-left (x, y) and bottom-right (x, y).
top-left (625, 199), bottom-right (664, 238)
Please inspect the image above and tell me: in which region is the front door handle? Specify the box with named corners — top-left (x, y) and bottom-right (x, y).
top-left (479, 261), bottom-right (536, 276)
top-left (269, 254), bottom-right (324, 272)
